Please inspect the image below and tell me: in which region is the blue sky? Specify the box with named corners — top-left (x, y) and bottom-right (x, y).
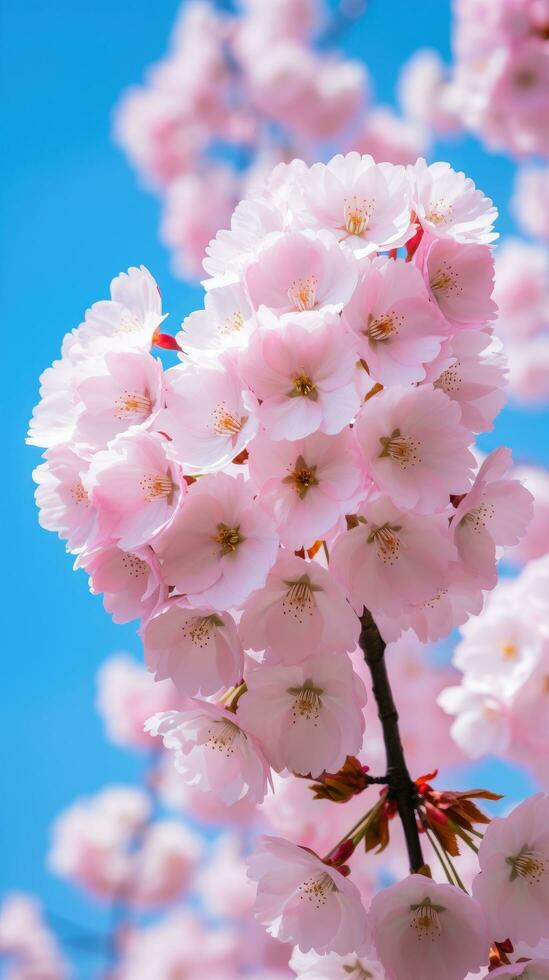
top-left (1, 0), bottom-right (547, 968)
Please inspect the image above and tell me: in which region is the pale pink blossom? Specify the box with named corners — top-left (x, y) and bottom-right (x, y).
top-left (247, 836), bottom-right (367, 955)
top-left (426, 330), bottom-right (508, 433)
top-left (238, 651), bottom-right (366, 777)
top-left (96, 654), bottom-right (179, 750)
top-left (473, 793), bottom-right (549, 946)
top-left (506, 336), bottom-right (549, 403)
top-left (486, 962), bottom-right (549, 979)
top-left (398, 49), bottom-right (462, 134)
top-left (195, 833), bottom-right (256, 920)
top-left (512, 165), bottom-right (549, 241)
top-left (290, 945), bottom-right (386, 979)
top-left (27, 357), bottom-right (81, 449)
top-left (33, 445), bottom-right (97, 553)
top-left (376, 573), bottom-right (484, 645)
top-left (156, 471), bottom-right (279, 609)
top-left (370, 874), bottom-right (489, 980)
top-left (330, 495), bottom-right (458, 621)
top-left (239, 552), bottom-right (359, 664)
top-left (245, 230), bottom-right (358, 318)
top-left (240, 308), bottom-right (360, 439)
top-left (506, 465), bottom-right (549, 565)
top-left (415, 235), bottom-right (497, 327)
top-left (85, 429), bottom-right (183, 551)
top-left (0, 893), bottom-right (69, 980)
top-left (248, 428), bottom-right (363, 549)
top-left (62, 266), bottom-right (165, 362)
top-left (128, 819), bottom-right (200, 907)
top-left (437, 683), bottom-right (512, 759)
top-left (115, 910), bottom-right (240, 980)
top-left (142, 598), bottom-right (243, 697)
top-left (156, 753), bottom-right (258, 827)
top-left (73, 349), bottom-right (164, 448)
top-left (452, 448), bottom-right (534, 590)
top-left (77, 542), bottom-right (165, 624)
top-left (355, 384), bottom-right (475, 514)
top-left (161, 167), bottom-right (238, 280)
top-left (159, 361), bottom-right (258, 472)
top-left (146, 703), bottom-right (271, 806)
top-left (302, 153), bottom-right (414, 256)
top-left (342, 255), bottom-right (446, 386)
top-left (494, 239), bottom-right (549, 341)
top-left (411, 159), bottom-right (498, 244)
top-left (177, 279), bottom-right (255, 363)
top-left (351, 107), bottom-right (428, 167)
top-left (203, 195), bottom-right (286, 284)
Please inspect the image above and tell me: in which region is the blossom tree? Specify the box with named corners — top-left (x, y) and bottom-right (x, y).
top-left (25, 137), bottom-right (549, 978)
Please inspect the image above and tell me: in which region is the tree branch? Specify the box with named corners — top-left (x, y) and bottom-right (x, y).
top-left (359, 609), bottom-right (425, 873)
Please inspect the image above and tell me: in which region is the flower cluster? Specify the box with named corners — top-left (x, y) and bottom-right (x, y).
top-left (28, 150), bottom-right (538, 974)
top-left (114, 0), bottom-right (427, 279)
top-left (439, 553), bottom-right (549, 787)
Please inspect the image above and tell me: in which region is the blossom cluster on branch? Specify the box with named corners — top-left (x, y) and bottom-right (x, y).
top-left (25, 149), bottom-right (546, 978)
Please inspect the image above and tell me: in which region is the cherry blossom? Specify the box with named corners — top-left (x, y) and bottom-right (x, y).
top-left (159, 360), bottom-right (258, 472)
top-left (33, 445), bottom-right (97, 553)
top-left (146, 703), bottom-right (272, 806)
top-left (77, 543), bottom-right (166, 624)
top-left (142, 599), bottom-right (243, 697)
top-left (414, 235), bottom-right (497, 327)
top-left (473, 794), bottom-right (549, 946)
top-left (177, 280), bottom-right (255, 364)
top-left (512, 165), bottom-right (549, 241)
top-left (486, 961), bottom-right (549, 979)
top-left (452, 448), bottom-right (534, 590)
top-left (411, 159), bottom-right (498, 245)
top-left (506, 465), bottom-right (549, 565)
top-left (238, 651), bottom-right (366, 777)
top-left (245, 230), bottom-right (358, 318)
top-left (355, 384), bottom-right (476, 514)
top-left (342, 255), bottom-right (446, 386)
top-left (239, 552), bottom-right (360, 664)
top-left (247, 836), bottom-right (367, 955)
top-left (370, 874), bottom-right (489, 980)
top-left (156, 471), bottom-right (279, 609)
top-left (249, 428), bottom-right (363, 549)
top-left (95, 654), bottom-right (179, 750)
top-left (426, 330), bottom-right (508, 434)
top-left (302, 153), bottom-right (413, 257)
top-left (290, 945), bottom-right (386, 979)
top-left (84, 429), bottom-right (183, 551)
top-left (240, 308), bottom-right (360, 439)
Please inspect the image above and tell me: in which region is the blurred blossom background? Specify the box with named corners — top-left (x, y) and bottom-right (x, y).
top-left (2, 0), bottom-right (548, 976)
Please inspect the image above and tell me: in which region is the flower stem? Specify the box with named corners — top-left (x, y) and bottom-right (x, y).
top-left (359, 609), bottom-right (425, 873)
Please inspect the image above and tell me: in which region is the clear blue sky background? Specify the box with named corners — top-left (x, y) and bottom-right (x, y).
top-left (1, 0), bottom-right (547, 969)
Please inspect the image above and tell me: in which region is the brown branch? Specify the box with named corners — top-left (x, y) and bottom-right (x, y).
top-left (359, 609), bottom-right (425, 873)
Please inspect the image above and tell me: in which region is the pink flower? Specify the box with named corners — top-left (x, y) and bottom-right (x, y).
top-left (398, 49), bottom-right (462, 134)
top-left (512, 164), bottom-right (549, 241)
top-left (95, 654), bottom-right (179, 750)
top-left (290, 946), bottom-right (386, 979)
top-left (195, 833), bottom-right (256, 920)
top-left (355, 385), bottom-right (475, 514)
top-left (156, 471), bottom-right (279, 609)
top-left (142, 598), bottom-right (243, 697)
top-left (146, 703), bottom-right (271, 806)
top-left (239, 552), bottom-right (360, 664)
top-left (376, 573), bottom-right (483, 645)
top-left (473, 793), bottom-right (549, 945)
top-left (248, 428), bottom-right (363, 549)
top-left (238, 651), bottom-right (366, 777)
top-left (27, 357), bottom-right (81, 449)
top-left (437, 683), bottom-right (511, 759)
top-left (494, 240), bottom-right (549, 342)
top-left (177, 280), bottom-right (255, 363)
top-left (0, 893), bottom-right (69, 980)
top-left (426, 330), bottom-right (508, 433)
top-left (411, 159), bottom-right (498, 244)
top-left (247, 836), bottom-right (367, 954)
top-left (240, 308), bottom-right (360, 439)
top-left (63, 266), bottom-right (165, 361)
top-left (330, 495), bottom-right (457, 621)
top-left (160, 167), bottom-right (238, 280)
top-left (302, 152), bottom-right (413, 257)
top-left (506, 465), bottom-right (549, 566)
top-left (127, 819), bottom-right (200, 907)
top-left (244, 230), bottom-right (358, 318)
top-left (85, 429), bottom-right (183, 551)
top-left (342, 256), bottom-right (446, 386)
top-left (159, 361), bottom-right (258, 472)
top-left (452, 448), bottom-right (534, 590)
top-left (486, 962), bottom-right (549, 980)
top-left (115, 910), bottom-right (239, 980)
top-left (33, 445), bottom-right (97, 553)
top-left (351, 107), bottom-right (427, 167)
top-left (77, 542), bottom-right (165, 624)
top-left (415, 235), bottom-right (497, 327)
top-left (73, 349), bottom-right (164, 448)
top-left (370, 874), bottom-right (489, 980)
